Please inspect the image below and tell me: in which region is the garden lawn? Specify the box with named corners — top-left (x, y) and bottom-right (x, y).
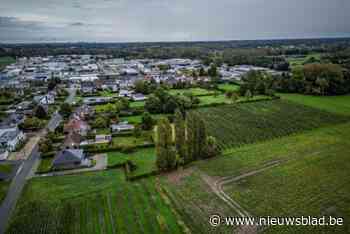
top-left (130, 101), bottom-right (145, 108)
top-left (98, 90), bottom-right (117, 97)
top-left (37, 158), bottom-right (53, 174)
top-left (7, 169), bottom-right (185, 234)
top-left (108, 148), bottom-right (156, 177)
top-left (280, 93), bottom-right (350, 116)
top-left (169, 88), bottom-right (215, 96)
top-left (121, 113), bottom-right (169, 124)
top-left (218, 83), bottom-right (240, 92)
top-left (112, 134), bottom-right (152, 147)
top-left (194, 99), bottom-right (349, 149)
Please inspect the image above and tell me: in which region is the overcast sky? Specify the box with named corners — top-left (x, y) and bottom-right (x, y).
top-left (0, 0), bottom-right (349, 43)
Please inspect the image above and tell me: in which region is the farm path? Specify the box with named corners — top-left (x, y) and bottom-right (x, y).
top-left (199, 160), bottom-right (284, 234)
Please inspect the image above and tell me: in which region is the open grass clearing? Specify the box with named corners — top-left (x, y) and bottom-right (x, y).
top-left (169, 88), bottom-right (215, 96)
top-left (108, 148), bottom-right (156, 176)
top-left (280, 93), bottom-right (350, 116)
top-left (218, 83), bottom-right (240, 92)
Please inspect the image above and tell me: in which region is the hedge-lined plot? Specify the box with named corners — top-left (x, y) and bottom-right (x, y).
top-left (6, 169), bottom-right (184, 234)
top-left (194, 100), bottom-right (349, 149)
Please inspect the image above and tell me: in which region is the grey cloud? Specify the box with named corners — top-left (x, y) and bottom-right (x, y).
top-left (69, 22), bottom-right (85, 27)
top-left (0, 0), bottom-right (350, 43)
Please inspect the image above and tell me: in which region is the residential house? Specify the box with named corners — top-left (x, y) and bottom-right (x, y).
top-left (74, 104), bottom-right (94, 120)
top-left (131, 93), bottom-right (147, 102)
top-left (33, 94), bottom-right (55, 105)
top-left (95, 134), bottom-right (112, 144)
top-left (52, 149), bottom-right (91, 170)
top-left (64, 118), bottom-right (90, 136)
top-left (118, 89), bottom-right (133, 98)
top-left (81, 82), bottom-right (96, 94)
top-left (111, 122), bottom-right (135, 133)
top-left (63, 132), bottom-right (82, 148)
top-left (0, 126), bottom-right (26, 151)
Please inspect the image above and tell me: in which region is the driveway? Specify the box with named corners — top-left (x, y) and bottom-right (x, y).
top-left (8, 135), bottom-right (41, 161)
top-left (35, 154), bottom-right (107, 177)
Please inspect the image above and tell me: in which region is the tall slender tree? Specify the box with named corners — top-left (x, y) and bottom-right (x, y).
top-left (174, 109), bottom-right (186, 163)
top-left (156, 118), bottom-right (176, 171)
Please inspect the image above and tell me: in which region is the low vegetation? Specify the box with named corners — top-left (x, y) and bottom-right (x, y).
top-left (6, 169), bottom-right (185, 234)
top-left (194, 99), bottom-right (349, 149)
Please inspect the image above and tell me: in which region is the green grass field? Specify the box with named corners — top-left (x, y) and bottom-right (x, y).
top-left (108, 148), bottom-right (157, 177)
top-left (198, 94), bottom-right (271, 106)
top-left (6, 169), bottom-right (185, 234)
top-left (37, 158), bottom-right (53, 174)
top-left (0, 57), bottom-right (15, 71)
top-left (121, 113), bottom-right (168, 124)
top-left (286, 53), bottom-right (323, 70)
top-left (130, 101), bottom-right (146, 108)
top-left (280, 93), bottom-right (350, 116)
top-left (218, 83), bottom-right (240, 92)
top-left (194, 99), bottom-right (349, 149)
top-left (169, 88), bottom-right (215, 96)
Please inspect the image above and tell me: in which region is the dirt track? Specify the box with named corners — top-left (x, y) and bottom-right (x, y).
top-left (200, 160), bottom-right (285, 234)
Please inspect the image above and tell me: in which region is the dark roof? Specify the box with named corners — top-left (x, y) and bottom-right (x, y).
top-left (52, 149), bottom-right (84, 166)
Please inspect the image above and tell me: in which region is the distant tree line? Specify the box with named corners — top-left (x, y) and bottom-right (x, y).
top-left (240, 63), bottom-right (350, 96)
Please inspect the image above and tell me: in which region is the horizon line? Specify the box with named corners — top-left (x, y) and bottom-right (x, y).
top-left (1, 36), bottom-right (350, 45)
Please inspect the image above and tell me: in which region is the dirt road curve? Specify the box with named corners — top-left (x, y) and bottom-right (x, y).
top-left (200, 160), bottom-right (284, 234)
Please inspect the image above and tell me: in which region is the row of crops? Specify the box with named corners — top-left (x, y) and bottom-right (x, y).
top-left (161, 173), bottom-right (238, 234)
top-left (6, 170), bottom-right (184, 234)
top-left (194, 100), bottom-right (350, 150)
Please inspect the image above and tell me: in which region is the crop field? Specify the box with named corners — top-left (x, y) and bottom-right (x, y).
top-left (280, 93), bottom-right (350, 116)
top-left (219, 123), bottom-right (350, 233)
top-left (161, 169), bottom-right (238, 234)
top-left (6, 169), bottom-right (185, 234)
top-left (194, 99), bottom-right (349, 149)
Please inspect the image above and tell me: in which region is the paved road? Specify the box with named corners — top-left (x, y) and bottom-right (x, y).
top-left (47, 111), bottom-right (62, 132)
top-left (0, 145), bottom-right (39, 234)
top-left (0, 91), bottom-right (73, 233)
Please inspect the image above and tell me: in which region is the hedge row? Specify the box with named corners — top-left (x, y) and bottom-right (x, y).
top-left (82, 142), bottom-right (155, 154)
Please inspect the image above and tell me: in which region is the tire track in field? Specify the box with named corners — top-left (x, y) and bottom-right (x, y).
top-left (200, 160), bottom-right (285, 234)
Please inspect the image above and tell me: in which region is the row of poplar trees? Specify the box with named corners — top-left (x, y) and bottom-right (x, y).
top-left (156, 109), bottom-right (220, 172)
